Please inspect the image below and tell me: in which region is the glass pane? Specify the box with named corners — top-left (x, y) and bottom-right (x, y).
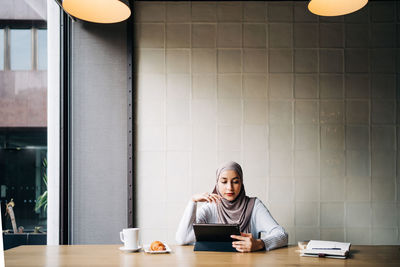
top-left (10, 29), bottom-right (32, 70)
top-left (0, 29), bottom-right (4, 70)
top-left (37, 29), bottom-right (47, 70)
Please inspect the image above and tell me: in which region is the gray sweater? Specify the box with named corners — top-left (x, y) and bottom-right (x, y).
top-left (175, 198), bottom-right (288, 251)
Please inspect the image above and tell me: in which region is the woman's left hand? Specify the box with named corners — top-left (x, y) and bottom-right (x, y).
top-left (231, 233), bottom-right (265, 252)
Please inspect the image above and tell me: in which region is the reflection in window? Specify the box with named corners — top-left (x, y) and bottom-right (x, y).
top-left (0, 29), bottom-right (4, 70)
top-left (10, 29), bottom-right (32, 70)
top-left (37, 29), bottom-right (47, 70)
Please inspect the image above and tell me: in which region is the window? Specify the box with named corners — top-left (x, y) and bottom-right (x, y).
top-left (10, 29), bottom-right (32, 70)
top-left (0, 29), bottom-right (4, 70)
top-left (37, 29), bottom-right (47, 70)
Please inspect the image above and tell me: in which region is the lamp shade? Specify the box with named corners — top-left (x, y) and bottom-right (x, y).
top-left (62, 0), bottom-right (131, 23)
top-left (308, 0), bottom-right (368, 16)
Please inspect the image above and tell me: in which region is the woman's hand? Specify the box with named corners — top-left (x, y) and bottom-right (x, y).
top-left (191, 193), bottom-right (221, 203)
top-left (231, 233), bottom-right (265, 252)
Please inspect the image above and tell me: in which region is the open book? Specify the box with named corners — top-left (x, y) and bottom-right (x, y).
top-left (300, 240), bottom-right (351, 259)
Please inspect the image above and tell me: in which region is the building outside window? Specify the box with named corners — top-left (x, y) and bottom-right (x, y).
top-left (0, 0), bottom-right (47, 249)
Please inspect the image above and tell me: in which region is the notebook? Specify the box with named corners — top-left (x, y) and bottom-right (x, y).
top-left (300, 240), bottom-right (351, 259)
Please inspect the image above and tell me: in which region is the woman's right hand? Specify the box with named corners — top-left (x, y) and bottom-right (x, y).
top-left (192, 193), bottom-right (222, 203)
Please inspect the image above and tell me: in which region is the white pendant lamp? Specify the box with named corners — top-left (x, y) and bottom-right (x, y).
top-left (62, 0), bottom-right (131, 23)
top-left (308, 0), bottom-right (368, 16)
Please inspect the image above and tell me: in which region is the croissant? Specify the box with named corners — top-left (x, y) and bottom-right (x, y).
top-left (150, 241), bottom-right (166, 251)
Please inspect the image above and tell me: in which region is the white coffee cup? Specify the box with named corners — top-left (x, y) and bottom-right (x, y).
top-left (120, 228), bottom-right (140, 249)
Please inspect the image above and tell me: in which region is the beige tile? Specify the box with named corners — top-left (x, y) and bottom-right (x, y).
top-left (269, 23), bottom-right (292, 48)
top-left (371, 74), bottom-right (396, 98)
top-left (217, 99), bottom-right (242, 125)
top-left (294, 2), bottom-right (318, 22)
top-left (320, 23), bottom-right (344, 48)
top-left (295, 124), bottom-right (318, 150)
top-left (192, 124), bottom-right (217, 152)
top-left (345, 24), bottom-right (369, 48)
top-left (217, 151), bottom-right (242, 166)
top-left (243, 125), bottom-right (267, 151)
top-left (244, 24), bottom-right (266, 48)
top-left (320, 49), bottom-right (344, 73)
top-left (321, 176), bottom-right (345, 201)
top-left (295, 176), bottom-right (320, 201)
top-left (346, 100), bottom-right (369, 124)
top-left (371, 2), bottom-right (396, 22)
top-left (243, 176), bottom-right (267, 199)
top-left (321, 202), bottom-right (344, 227)
top-left (244, 2), bottom-right (266, 22)
top-left (371, 49), bottom-right (396, 73)
top-left (345, 49), bottom-right (369, 73)
top-left (320, 150), bottom-right (345, 177)
top-left (268, 201), bottom-right (295, 226)
top-left (320, 228), bottom-right (345, 242)
top-left (372, 177), bottom-right (395, 202)
top-left (372, 203), bottom-right (397, 228)
top-left (135, 24), bottom-right (164, 48)
top-left (244, 100), bottom-right (267, 125)
top-left (243, 49), bottom-right (267, 73)
top-left (267, 2), bottom-right (293, 22)
top-left (136, 99), bottom-right (164, 126)
top-left (269, 73), bottom-right (293, 99)
top-left (371, 100), bottom-right (396, 124)
top-left (295, 227), bottom-right (320, 243)
top-left (269, 49), bottom-right (293, 73)
top-left (137, 49), bottom-right (165, 74)
top-left (166, 98), bottom-right (191, 125)
top-left (192, 151), bottom-right (217, 178)
top-left (294, 74), bottom-right (318, 99)
top-left (166, 151), bottom-right (190, 178)
top-left (295, 202), bottom-right (319, 226)
top-left (167, 125), bottom-right (191, 151)
top-left (320, 101), bottom-right (344, 124)
top-left (294, 151), bottom-right (319, 176)
top-left (136, 2), bottom-right (166, 22)
top-left (294, 23), bottom-right (318, 48)
top-left (217, 49), bottom-right (242, 73)
top-left (371, 24), bottom-right (396, 48)
top-left (346, 202), bottom-right (371, 227)
top-left (371, 150), bottom-right (396, 177)
top-left (346, 176), bottom-right (371, 201)
top-left (320, 74), bottom-right (344, 99)
top-left (269, 178), bottom-right (294, 202)
top-left (166, 50), bottom-right (190, 73)
top-left (346, 227), bottom-right (371, 245)
top-left (346, 150), bottom-right (371, 177)
top-left (217, 2), bottom-right (243, 22)
top-left (166, 24), bottom-right (190, 48)
top-left (166, 2), bottom-right (190, 22)
top-left (137, 125), bottom-right (165, 151)
top-left (269, 100), bottom-right (293, 124)
top-left (136, 151), bottom-right (165, 178)
top-left (218, 125), bottom-right (241, 151)
top-left (269, 124), bottom-right (292, 150)
top-left (192, 49), bottom-right (216, 73)
top-left (192, 24), bottom-right (216, 48)
top-left (192, 74), bottom-right (216, 99)
top-left (295, 100), bottom-right (318, 124)
top-left (191, 2), bottom-right (217, 22)
top-left (345, 74), bottom-right (370, 99)
top-left (270, 149), bottom-right (292, 176)
top-left (371, 228), bottom-right (398, 245)
top-left (192, 99), bottom-right (217, 125)
top-left (294, 49), bottom-right (318, 73)
top-left (166, 74), bottom-right (190, 99)
top-left (346, 125), bottom-right (369, 150)
top-left (217, 23), bottom-right (242, 48)
top-left (243, 74), bottom-right (267, 99)
top-left (217, 74), bottom-right (242, 98)
top-left (137, 74), bottom-right (165, 100)
top-left (371, 126), bottom-right (395, 150)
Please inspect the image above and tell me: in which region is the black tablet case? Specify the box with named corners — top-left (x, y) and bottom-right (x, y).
top-left (193, 224), bottom-right (240, 252)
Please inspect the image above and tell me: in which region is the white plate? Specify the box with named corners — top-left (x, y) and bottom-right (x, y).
top-left (143, 243), bottom-right (171, 254)
top-left (119, 246), bottom-right (142, 252)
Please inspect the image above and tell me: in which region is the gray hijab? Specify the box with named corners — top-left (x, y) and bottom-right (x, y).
top-left (212, 161), bottom-right (256, 233)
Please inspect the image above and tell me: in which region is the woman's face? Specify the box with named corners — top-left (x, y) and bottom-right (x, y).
top-left (217, 169), bottom-right (242, 201)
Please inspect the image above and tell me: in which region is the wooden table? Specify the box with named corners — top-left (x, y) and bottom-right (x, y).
top-left (4, 244), bottom-right (400, 266)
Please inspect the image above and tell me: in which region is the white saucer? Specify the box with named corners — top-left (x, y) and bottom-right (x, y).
top-left (119, 246), bottom-right (141, 252)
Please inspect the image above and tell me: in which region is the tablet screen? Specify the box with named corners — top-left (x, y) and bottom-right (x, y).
top-left (193, 223), bottom-right (241, 242)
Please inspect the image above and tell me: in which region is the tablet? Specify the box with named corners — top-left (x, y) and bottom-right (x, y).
top-left (193, 223), bottom-right (241, 242)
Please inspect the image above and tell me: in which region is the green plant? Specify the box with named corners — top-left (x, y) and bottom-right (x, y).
top-left (35, 158), bottom-right (47, 212)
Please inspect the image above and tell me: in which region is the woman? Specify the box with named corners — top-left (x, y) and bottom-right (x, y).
top-left (176, 161), bottom-right (288, 252)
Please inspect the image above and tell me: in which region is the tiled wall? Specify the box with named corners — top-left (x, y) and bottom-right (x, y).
top-left (133, 1), bottom-right (400, 245)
